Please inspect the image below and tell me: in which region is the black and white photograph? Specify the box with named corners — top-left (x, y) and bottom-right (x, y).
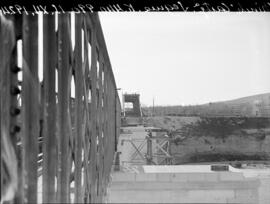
top-left (1, 3), bottom-right (270, 204)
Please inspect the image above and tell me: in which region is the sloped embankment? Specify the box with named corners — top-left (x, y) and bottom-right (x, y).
top-left (146, 116), bottom-right (270, 164)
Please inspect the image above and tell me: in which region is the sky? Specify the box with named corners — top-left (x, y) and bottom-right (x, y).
top-left (99, 13), bottom-right (270, 106)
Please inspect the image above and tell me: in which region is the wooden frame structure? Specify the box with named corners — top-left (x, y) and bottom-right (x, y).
top-left (121, 134), bottom-right (173, 166)
top-left (0, 13), bottom-right (121, 203)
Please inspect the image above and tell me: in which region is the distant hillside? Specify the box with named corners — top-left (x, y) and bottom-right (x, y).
top-left (142, 92), bottom-right (270, 117)
top-left (203, 92), bottom-right (270, 105)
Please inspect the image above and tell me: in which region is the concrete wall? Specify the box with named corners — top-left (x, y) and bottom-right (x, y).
top-left (108, 172), bottom-right (260, 203)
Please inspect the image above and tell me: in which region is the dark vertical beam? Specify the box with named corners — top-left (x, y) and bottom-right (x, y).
top-left (43, 14), bottom-right (56, 203)
top-left (57, 13), bottom-right (70, 203)
top-left (116, 98), bottom-right (121, 150)
top-left (90, 26), bottom-right (98, 203)
top-left (10, 15), bottom-right (24, 204)
top-left (111, 79), bottom-right (116, 168)
top-left (103, 65), bottom-right (107, 197)
top-left (82, 13), bottom-right (122, 201)
top-left (97, 57), bottom-right (104, 202)
top-left (74, 13), bottom-right (83, 204)
top-left (0, 15), bottom-right (18, 203)
top-left (22, 14), bottom-right (39, 204)
top-left (81, 19), bottom-right (91, 203)
top-left (101, 61), bottom-right (108, 198)
top-left (114, 87), bottom-right (117, 152)
top-left (66, 17), bottom-right (73, 204)
top-left (82, 18), bottom-right (91, 203)
top-left (8, 17), bottom-right (20, 155)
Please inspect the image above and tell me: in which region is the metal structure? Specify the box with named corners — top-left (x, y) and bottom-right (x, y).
top-left (0, 13), bottom-right (121, 203)
top-left (121, 131), bottom-right (173, 165)
top-left (123, 93), bottom-right (142, 117)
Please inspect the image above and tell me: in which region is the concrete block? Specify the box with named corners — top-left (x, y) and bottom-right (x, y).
top-left (109, 190), bottom-right (141, 203)
top-left (187, 190), bottom-right (234, 203)
top-left (204, 173), bottom-right (219, 182)
top-left (186, 173), bottom-right (205, 181)
top-left (171, 173), bottom-right (188, 182)
top-left (227, 196), bottom-right (258, 204)
top-left (171, 173), bottom-right (219, 182)
top-left (234, 189), bottom-right (258, 201)
top-left (156, 173), bottom-right (171, 182)
top-left (258, 178), bottom-right (270, 204)
top-left (226, 189), bottom-right (259, 203)
top-left (109, 189), bottom-right (190, 203)
top-left (160, 190), bottom-right (189, 203)
top-left (218, 172), bottom-right (244, 181)
top-left (135, 173), bottom-right (157, 181)
top-left (112, 173), bottom-right (136, 182)
top-left (171, 173), bottom-right (206, 182)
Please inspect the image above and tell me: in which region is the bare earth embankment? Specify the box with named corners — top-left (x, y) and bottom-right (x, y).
top-left (145, 116), bottom-right (270, 164)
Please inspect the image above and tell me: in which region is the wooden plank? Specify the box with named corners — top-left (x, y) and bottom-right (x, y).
top-left (97, 57), bottom-right (104, 202)
top-left (102, 64), bottom-right (107, 189)
top-left (82, 17), bottom-right (91, 202)
top-left (11, 37), bottom-right (24, 204)
top-left (85, 14), bottom-right (121, 199)
top-left (116, 97), bottom-right (121, 149)
top-left (112, 82), bottom-right (117, 164)
top-left (8, 16), bottom-right (20, 155)
top-left (90, 25), bottom-right (98, 203)
top-left (110, 79), bottom-right (115, 168)
top-left (100, 61), bottom-right (107, 199)
top-left (74, 13), bottom-right (83, 204)
top-left (42, 14), bottom-right (57, 204)
top-left (22, 14), bottom-right (39, 204)
top-left (0, 15), bottom-right (20, 203)
top-left (57, 13), bottom-right (70, 203)
top-left (66, 16), bottom-right (73, 204)
top-left (78, 21), bottom-right (90, 203)
top-left (87, 13), bottom-right (118, 89)
top-left (106, 79), bottom-right (111, 178)
top-left (108, 73), bottom-right (113, 185)
top-left (103, 64), bottom-right (109, 186)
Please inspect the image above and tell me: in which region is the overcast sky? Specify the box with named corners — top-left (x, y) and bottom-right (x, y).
top-left (99, 12), bottom-right (270, 106)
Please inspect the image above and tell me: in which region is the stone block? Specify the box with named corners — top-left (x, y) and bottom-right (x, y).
top-left (204, 173), bottom-right (219, 182)
top-left (112, 173), bottom-right (136, 182)
top-left (234, 189), bottom-right (258, 201)
top-left (156, 173), bottom-right (171, 182)
top-left (171, 173), bottom-right (188, 182)
top-left (187, 173), bottom-right (205, 181)
top-left (135, 173), bottom-right (157, 181)
top-left (219, 172), bottom-right (244, 181)
top-left (187, 190), bottom-right (234, 203)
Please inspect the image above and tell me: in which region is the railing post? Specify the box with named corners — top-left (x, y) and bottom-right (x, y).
top-left (57, 13), bottom-right (70, 203)
top-left (74, 13), bottom-right (83, 204)
top-left (90, 23), bottom-right (98, 203)
top-left (43, 14), bottom-right (57, 204)
top-left (22, 14), bottom-right (39, 204)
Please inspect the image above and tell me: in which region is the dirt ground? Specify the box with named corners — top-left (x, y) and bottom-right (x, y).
top-left (144, 116), bottom-right (270, 164)
top-left (144, 116), bottom-right (200, 130)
